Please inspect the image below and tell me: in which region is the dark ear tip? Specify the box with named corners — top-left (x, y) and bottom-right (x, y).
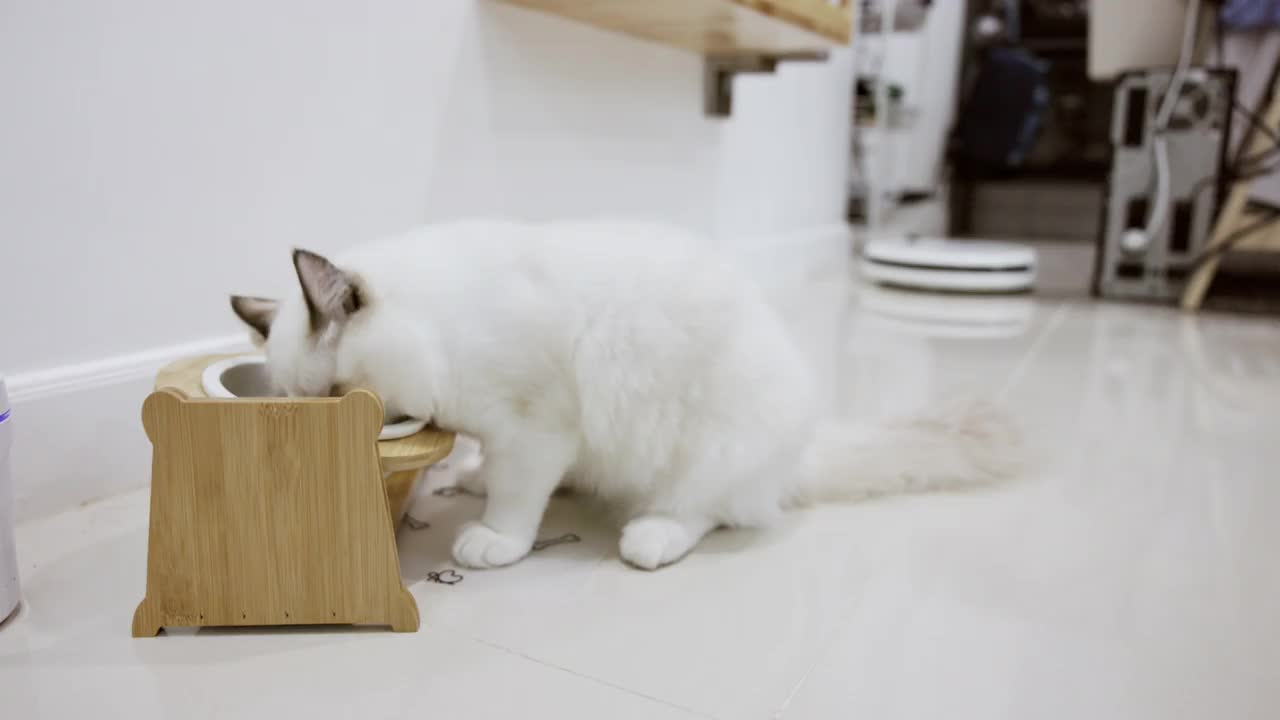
top-left (229, 294), bottom-right (259, 311)
top-left (229, 295), bottom-right (278, 339)
top-left (293, 247), bottom-right (321, 264)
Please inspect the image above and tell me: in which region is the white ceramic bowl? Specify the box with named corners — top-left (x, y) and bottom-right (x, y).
top-left (200, 356), bottom-right (426, 441)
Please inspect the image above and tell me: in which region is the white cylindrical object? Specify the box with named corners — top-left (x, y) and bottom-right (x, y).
top-left (0, 375), bottom-right (19, 625)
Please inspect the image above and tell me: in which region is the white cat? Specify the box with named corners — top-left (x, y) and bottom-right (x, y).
top-left (231, 220), bottom-right (1017, 570)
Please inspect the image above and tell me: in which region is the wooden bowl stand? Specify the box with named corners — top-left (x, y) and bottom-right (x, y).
top-left (132, 355), bottom-right (454, 637)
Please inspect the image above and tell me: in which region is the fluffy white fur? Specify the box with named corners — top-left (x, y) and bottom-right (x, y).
top-left (232, 220), bottom-right (1017, 570)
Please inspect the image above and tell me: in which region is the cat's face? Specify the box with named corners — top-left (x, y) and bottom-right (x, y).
top-left (229, 249), bottom-right (361, 398)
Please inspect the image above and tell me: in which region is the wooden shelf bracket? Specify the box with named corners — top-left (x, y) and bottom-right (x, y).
top-left (704, 52), bottom-right (828, 117)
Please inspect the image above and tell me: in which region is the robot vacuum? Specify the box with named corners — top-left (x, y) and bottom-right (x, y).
top-left (861, 237), bottom-right (1038, 293)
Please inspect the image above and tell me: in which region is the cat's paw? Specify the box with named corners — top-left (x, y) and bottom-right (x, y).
top-left (619, 516), bottom-right (701, 571)
top-left (452, 522), bottom-right (531, 569)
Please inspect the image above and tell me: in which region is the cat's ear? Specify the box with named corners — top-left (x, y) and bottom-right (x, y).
top-left (230, 295), bottom-right (278, 343)
top-left (292, 248), bottom-right (362, 331)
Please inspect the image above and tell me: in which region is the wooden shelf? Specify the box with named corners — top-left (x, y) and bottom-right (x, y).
top-left (498, 0), bottom-right (853, 55)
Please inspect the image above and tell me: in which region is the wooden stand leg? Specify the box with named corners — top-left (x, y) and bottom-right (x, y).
top-left (389, 588), bottom-right (420, 633)
top-left (131, 600), bottom-right (163, 638)
top-left (384, 469), bottom-right (421, 526)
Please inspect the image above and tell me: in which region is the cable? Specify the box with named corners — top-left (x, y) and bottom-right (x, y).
top-left (1187, 150), bottom-right (1280, 208)
top-left (1160, 80), bottom-right (1280, 274)
top-left (1188, 163), bottom-right (1275, 207)
top-left (1187, 209), bottom-right (1280, 271)
top-left (1146, 21), bottom-right (1280, 270)
top-left (1164, 96), bottom-right (1280, 218)
top-left (1153, 1), bottom-right (1204, 185)
top-left (1234, 98), bottom-right (1280, 147)
top-left (1141, 0), bottom-right (1204, 243)
top-left (1231, 99), bottom-right (1280, 170)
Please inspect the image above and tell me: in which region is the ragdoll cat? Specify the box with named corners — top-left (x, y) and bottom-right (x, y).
top-left (231, 220), bottom-right (1017, 570)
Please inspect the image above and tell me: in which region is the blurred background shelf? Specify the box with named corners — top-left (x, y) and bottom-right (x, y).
top-left (496, 0), bottom-right (854, 54)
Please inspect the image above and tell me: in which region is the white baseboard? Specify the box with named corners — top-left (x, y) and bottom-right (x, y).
top-left (8, 334), bottom-right (249, 404)
top-left (9, 334), bottom-right (250, 523)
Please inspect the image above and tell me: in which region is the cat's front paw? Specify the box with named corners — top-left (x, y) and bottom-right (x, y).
top-left (452, 522), bottom-right (531, 569)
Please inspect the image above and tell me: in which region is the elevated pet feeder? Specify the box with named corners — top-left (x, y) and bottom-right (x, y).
top-left (132, 354), bottom-right (454, 637)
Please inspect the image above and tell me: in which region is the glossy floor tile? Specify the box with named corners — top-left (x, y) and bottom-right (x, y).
top-left (2, 266), bottom-right (1278, 719)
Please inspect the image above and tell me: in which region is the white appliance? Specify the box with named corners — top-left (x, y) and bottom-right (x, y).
top-left (861, 237), bottom-right (1038, 293)
top-left (0, 375), bottom-right (18, 624)
top-left (1089, 0), bottom-right (1209, 81)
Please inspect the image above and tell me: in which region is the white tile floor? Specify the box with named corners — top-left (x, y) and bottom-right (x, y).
top-left (3, 265), bottom-right (1280, 719)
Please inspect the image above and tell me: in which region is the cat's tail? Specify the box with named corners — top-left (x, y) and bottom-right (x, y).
top-left (789, 400), bottom-right (1021, 507)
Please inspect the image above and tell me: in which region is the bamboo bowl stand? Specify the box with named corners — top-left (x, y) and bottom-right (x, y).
top-left (132, 354), bottom-right (454, 637)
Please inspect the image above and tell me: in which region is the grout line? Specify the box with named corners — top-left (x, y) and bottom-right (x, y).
top-left (470, 636), bottom-right (720, 720)
top-left (771, 649), bottom-right (828, 720)
top-left (995, 302), bottom-right (1072, 403)
top-left (768, 577), bottom-right (872, 720)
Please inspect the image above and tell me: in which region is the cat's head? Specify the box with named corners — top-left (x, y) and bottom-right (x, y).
top-left (229, 249), bottom-right (364, 397)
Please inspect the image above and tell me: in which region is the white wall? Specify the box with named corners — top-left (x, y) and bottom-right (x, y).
top-left (0, 0), bottom-right (853, 520)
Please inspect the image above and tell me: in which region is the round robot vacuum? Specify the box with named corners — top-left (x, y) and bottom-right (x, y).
top-left (861, 237), bottom-right (1037, 293)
